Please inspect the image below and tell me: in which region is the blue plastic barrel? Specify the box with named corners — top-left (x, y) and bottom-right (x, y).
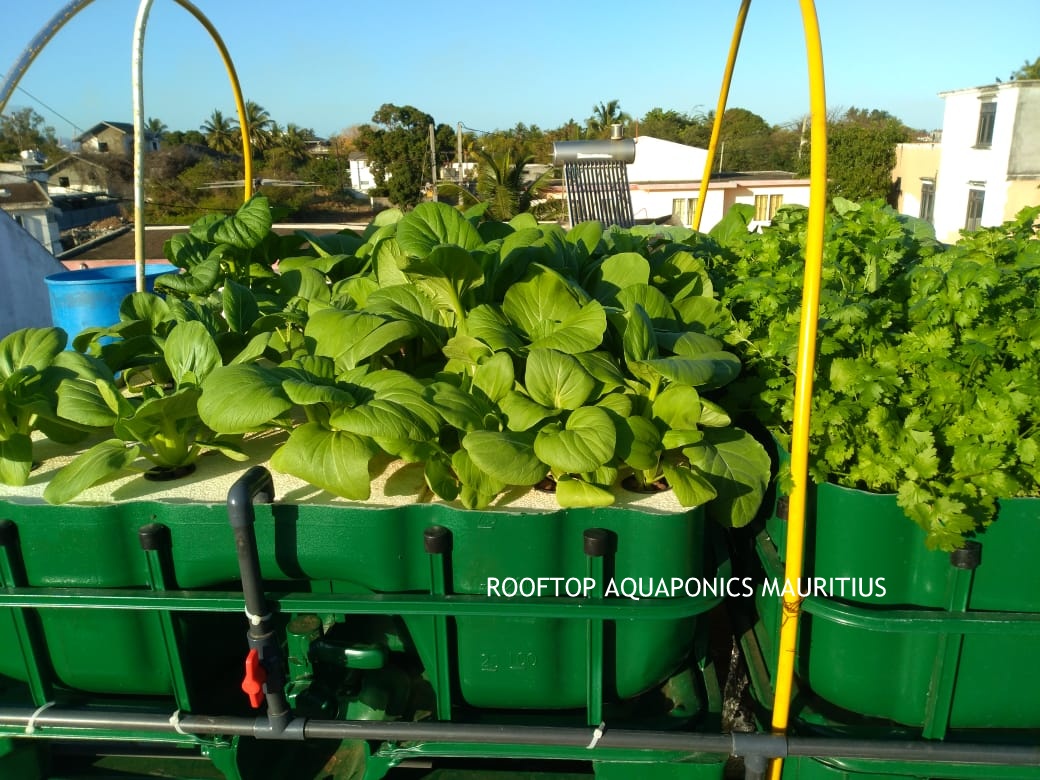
top-left (44, 264), bottom-right (175, 342)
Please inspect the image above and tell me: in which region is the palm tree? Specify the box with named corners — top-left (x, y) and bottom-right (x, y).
top-left (440, 148), bottom-right (553, 221)
top-left (201, 109), bottom-right (237, 154)
top-left (241, 100), bottom-right (275, 157)
top-left (586, 99), bottom-right (631, 138)
top-left (275, 123), bottom-right (310, 165)
top-left (144, 117), bottom-right (167, 150)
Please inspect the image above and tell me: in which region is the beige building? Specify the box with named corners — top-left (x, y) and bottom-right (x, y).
top-left (74, 122), bottom-right (138, 155)
top-left (893, 80), bottom-right (1040, 242)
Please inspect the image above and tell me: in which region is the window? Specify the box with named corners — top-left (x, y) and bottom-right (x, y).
top-left (919, 179), bottom-right (935, 223)
top-left (754, 194), bottom-right (783, 222)
top-left (965, 189), bottom-right (985, 231)
top-left (58, 176), bottom-right (70, 188)
top-left (975, 102), bottom-right (996, 147)
top-left (671, 197), bottom-right (698, 226)
top-left (97, 141), bottom-right (109, 153)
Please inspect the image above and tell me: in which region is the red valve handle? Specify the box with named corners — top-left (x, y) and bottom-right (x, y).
top-left (241, 648), bottom-right (266, 708)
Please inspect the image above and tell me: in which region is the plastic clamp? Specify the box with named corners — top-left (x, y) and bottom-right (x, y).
top-left (24, 701), bottom-right (55, 735)
top-left (168, 709), bottom-right (189, 736)
top-left (585, 720), bottom-right (606, 749)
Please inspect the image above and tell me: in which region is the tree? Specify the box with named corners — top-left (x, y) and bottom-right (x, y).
top-left (638, 108), bottom-right (694, 143)
top-left (201, 109), bottom-right (237, 154)
top-left (144, 117), bottom-right (167, 149)
top-left (0, 107), bottom-right (61, 161)
top-left (798, 107), bottom-right (914, 201)
top-left (586, 99), bottom-right (631, 138)
top-left (354, 103), bottom-right (434, 208)
top-left (710, 108), bottom-right (797, 171)
top-left (274, 123), bottom-right (310, 165)
top-left (439, 148), bottom-right (553, 221)
top-left (1012, 56), bottom-right (1040, 80)
top-left (239, 100), bottom-right (275, 157)
top-left (165, 129), bottom-right (207, 147)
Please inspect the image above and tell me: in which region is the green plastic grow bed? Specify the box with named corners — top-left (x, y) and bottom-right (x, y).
top-left (751, 483), bottom-right (1040, 733)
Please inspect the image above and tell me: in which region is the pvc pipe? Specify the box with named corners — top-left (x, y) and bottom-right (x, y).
top-left (692, 0), bottom-right (751, 231)
top-left (767, 2), bottom-right (828, 778)
top-left (0, 1), bottom-right (94, 116)
top-left (2, 706), bottom-right (1039, 768)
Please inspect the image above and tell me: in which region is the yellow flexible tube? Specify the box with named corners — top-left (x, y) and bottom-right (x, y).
top-left (133, 0), bottom-right (253, 286)
top-left (170, 0), bottom-right (253, 201)
top-left (692, 0), bottom-right (750, 232)
top-left (767, 1), bottom-right (827, 778)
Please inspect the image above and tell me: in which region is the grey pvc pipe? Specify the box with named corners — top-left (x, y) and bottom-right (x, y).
top-left (2, 707), bottom-right (1040, 767)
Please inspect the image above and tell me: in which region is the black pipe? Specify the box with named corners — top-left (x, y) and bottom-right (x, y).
top-left (2, 707), bottom-right (1040, 767)
top-left (226, 466), bottom-right (294, 736)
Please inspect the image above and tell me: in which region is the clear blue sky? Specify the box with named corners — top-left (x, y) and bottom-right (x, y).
top-left (1, 0), bottom-right (1036, 142)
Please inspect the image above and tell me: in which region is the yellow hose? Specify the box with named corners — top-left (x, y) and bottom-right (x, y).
top-left (171, 0), bottom-right (253, 201)
top-left (132, 0), bottom-right (253, 285)
top-left (692, 0), bottom-right (750, 232)
top-left (767, 1), bottom-right (827, 778)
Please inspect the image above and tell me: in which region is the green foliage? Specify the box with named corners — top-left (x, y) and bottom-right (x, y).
top-left (798, 108), bottom-right (915, 201)
top-left (0, 107), bottom-right (62, 161)
top-left (46, 200), bottom-right (769, 520)
top-left (587, 99), bottom-right (632, 138)
top-left (45, 320), bottom-right (247, 504)
top-left (716, 199), bottom-right (1040, 551)
top-left (200, 109), bottom-right (238, 154)
top-left (0, 328), bottom-right (104, 485)
top-left (355, 104), bottom-right (435, 208)
top-left (1012, 56), bottom-right (1040, 80)
top-left (440, 149), bottom-right (554, 221)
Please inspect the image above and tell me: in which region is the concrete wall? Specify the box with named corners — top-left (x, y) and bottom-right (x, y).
top-left (628, 137), bottom-right (709, 183)
top-left (1004, 178), bottom-right (1040, 221)
top-left (1009, 82), bottom-right (1040, 175)
top-left (892, 143), bottom-right (942, 218)
top-left (0, 208), bottom-right (66, 337)
top-left (630, 180), bottom-right (810, 232)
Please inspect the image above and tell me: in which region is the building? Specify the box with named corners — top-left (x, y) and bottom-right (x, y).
top-left (348, 151), bottom-right (377, 193)
top-left (554, 135), bottom-right (811, 231)
top-left (74, 121), bottom-right (137, 155)
top-left (46, 155), bottom-right (113, 195)
top-left (893, 80), bottom-right (1040, 243)
top-left (0, 181), bottom-right (61, 254)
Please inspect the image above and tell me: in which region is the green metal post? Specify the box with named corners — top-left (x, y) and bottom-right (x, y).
top-left (424, 525), bottom-right (453, 721)
top-left (922, 542), bottom-right (981, 740)
top-left (138, 523), bottom-right (194, 713)
top-left (0, 520), bottom-right (52, 706)
top-left (584, 528), bottom-right (609, 726)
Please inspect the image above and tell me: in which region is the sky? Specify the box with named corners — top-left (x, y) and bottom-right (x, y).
top-left (1, 0), bottom-right (1036, 144)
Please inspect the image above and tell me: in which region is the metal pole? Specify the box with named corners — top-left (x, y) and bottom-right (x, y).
top-left (457, 121), bottom-right (464, 206)
top-left (429, 123), bottom-right (438, 202)
top-left (132, 0), bottom-right (155, 294)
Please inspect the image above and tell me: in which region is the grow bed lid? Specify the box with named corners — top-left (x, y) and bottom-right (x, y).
top-left (4, 431), bottom-right (690, 515)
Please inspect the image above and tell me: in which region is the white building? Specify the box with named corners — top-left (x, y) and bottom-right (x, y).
top-left (893, 80), bottom-right (1040, 243)
top-left (615, 135), bottom-right (810, 231)
top-left (0, 181), bottom-right (62, 254)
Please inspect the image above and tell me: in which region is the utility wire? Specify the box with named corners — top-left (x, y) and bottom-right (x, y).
top-left (11, 85), bottom-right (83, 137)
